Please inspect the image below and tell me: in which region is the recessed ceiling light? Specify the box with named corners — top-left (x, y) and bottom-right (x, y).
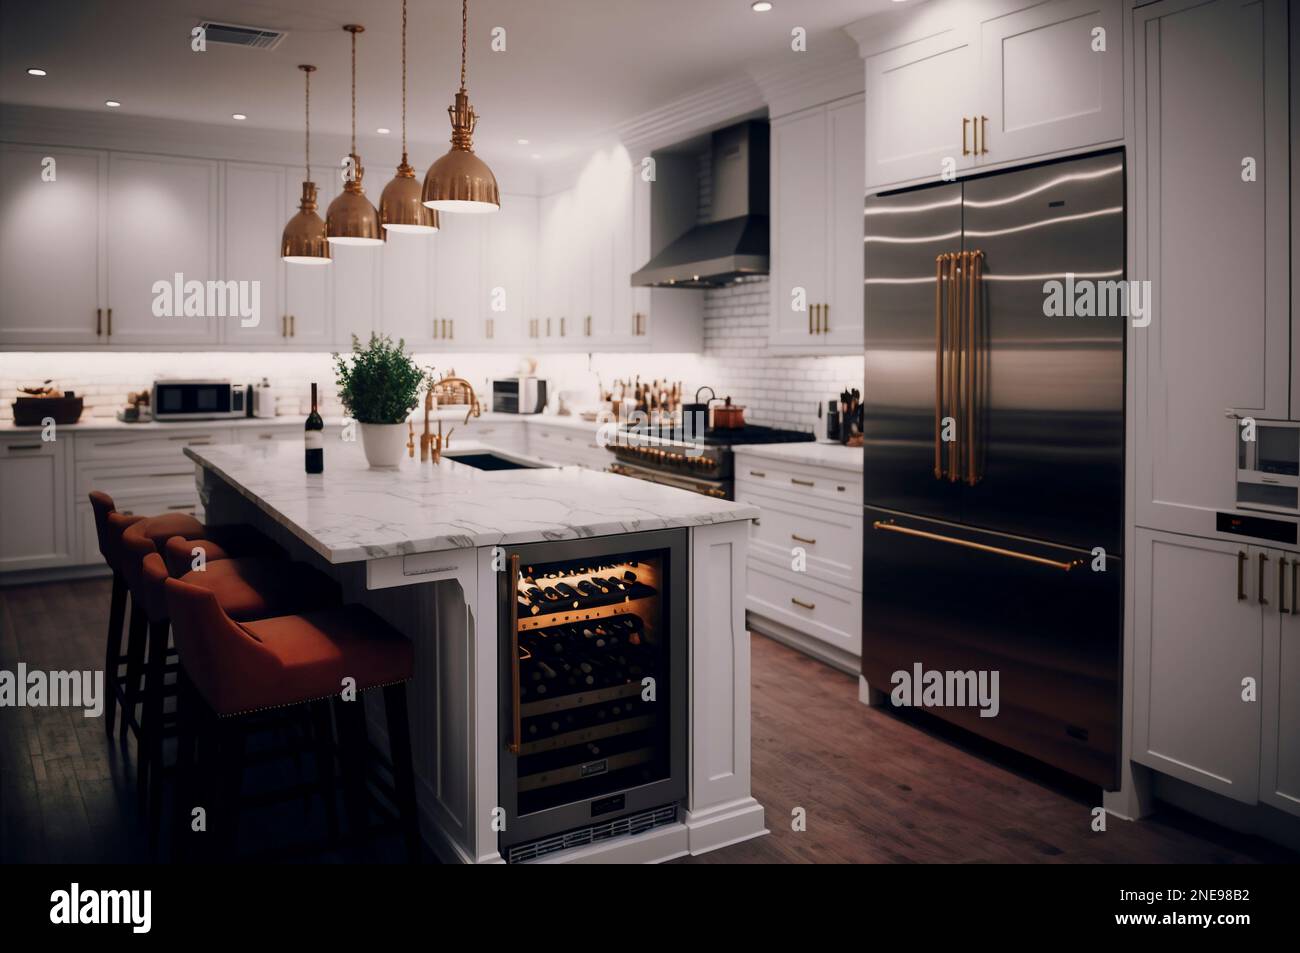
top-left (376, 127), bottom-right (390, 134)
top-left (751, 1), bottom-right (773, 11)
top-left (232, 113), bottom-right (247, 120)
top-left (516, 138), bottom-right (529, 145)
top-left (27, 68), bottom-right (47, 77)
top-left (104, 100), bottom-right (121, 108)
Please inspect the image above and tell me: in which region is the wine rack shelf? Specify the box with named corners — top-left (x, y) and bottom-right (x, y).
top-left (516, 595), bottom-right (660, 632)
top-left (520, 680), bottom-right (642, 718)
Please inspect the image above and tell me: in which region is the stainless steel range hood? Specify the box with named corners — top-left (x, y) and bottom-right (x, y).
top-left (632, 121), bottom-right (769, 289)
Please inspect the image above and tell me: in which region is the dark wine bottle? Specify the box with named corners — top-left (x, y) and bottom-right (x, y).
top-left (305, 382), bottom-right (324, 474)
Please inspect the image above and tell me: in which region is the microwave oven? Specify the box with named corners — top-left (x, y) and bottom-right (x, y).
top-left (492, 378), bottom-right (547, 414)
top-left (1237, 418), bottom-right (1300, 514)
top-left (152, 380), bottom-right (249, 420)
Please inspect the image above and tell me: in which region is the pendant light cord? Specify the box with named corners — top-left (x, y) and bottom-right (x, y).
top-left (304, 69), bottom-right (311, 181)
top-left (460, 0), bottom-right (468, 92)
top-left (400, 0), bottom-right (407, 157)
top-left (350, 28), bottom-right (358, 156)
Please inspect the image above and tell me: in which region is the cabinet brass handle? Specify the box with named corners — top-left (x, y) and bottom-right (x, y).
top-left (1280, 556), bottom-right (1290, 614)
top-left (791, 597), bottom-right (815, 610)
top-left (1259, 552), bottom-right (1269, 606)
top-left (547, 317), bottom-right (552, 336)
top-left (749, 470), bottom-right (766, 478)
top-left (791, 534), bottom-right (816, 545)
top-left (258, 433), bottom-right (274, 440)
top-left (508, 553), bottom-right (522, 755)
top-left (561, 316), bottom-right (566, 337)
top-left (809, 304), bottom-right (815, 335)
top-left (96, 308), bottom-right (102, 336)
top-left (792, 478), bottom-right (814, 487)
top-left (450, 319), bottom-right (454, 339)
top-left (823, 303), bottom-right (830, 333)
top-left (107, 308), bottom-right (112, 336)
top-left (980, 115), bottom-right (989, 155)
top-left (1237, 551), bottom-right (1248, 600)
top-left (962, 116), bottom-right (971, 156)
top-left (6, 444), bottom-right (43, 451)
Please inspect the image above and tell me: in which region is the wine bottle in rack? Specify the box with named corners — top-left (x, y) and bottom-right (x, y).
top-left (305, 382), bottom-right (324, 474)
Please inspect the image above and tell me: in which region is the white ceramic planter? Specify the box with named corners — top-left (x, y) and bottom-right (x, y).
top-left (359, 422), bottom-right (407, 468)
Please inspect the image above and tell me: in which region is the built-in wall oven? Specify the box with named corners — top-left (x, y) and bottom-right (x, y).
top-left (497, 529), bottom-right (687, 862)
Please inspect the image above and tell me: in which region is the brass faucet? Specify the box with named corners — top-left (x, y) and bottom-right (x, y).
top-left (419, 375), bottom-right (480, 464)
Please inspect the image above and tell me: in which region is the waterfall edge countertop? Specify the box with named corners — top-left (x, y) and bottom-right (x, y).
top-left (186, 440), bottom-right (759, 564)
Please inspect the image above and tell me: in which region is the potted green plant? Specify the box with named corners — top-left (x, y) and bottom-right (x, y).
top-left (332, 332), bottom-right (427, 468)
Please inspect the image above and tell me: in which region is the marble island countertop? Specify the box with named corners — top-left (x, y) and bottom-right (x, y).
top-left (186, 439), bottom-right (758, 564)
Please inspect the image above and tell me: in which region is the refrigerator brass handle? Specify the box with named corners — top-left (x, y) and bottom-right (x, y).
top-left (1259, 552), bottom-right (1269, 606)
top-left (967, 250), bottom-right (984, 485)
top-left (508, 553), bottom-right (522, 755)
top-left (873, 520), bottom-right (1082, 571)
top-left (1293, 559), bottom-right (1298, 614)
top-left (1237, 551), bottom-right (1248, 600)
top-left (948, 252), bottom-right (959, 482)
top-left (934, 254), bottom-right (945, 479)
top-left (96, 307), bottom-right (102, 336)
top-left (791, 478), bottom-right (814, 487)
top-left (980, 116), bottom-right (989, 155)
top-left (962, 116), bottom-right (971, 156)
top-left (1280, 556), bottom-right (1290, 614)
top-left (791, 597), bottom-right (816, 610)
top-left (791, 534), bottom-right (816, 545)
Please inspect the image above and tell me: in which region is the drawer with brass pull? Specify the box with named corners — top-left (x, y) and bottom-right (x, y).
top-left (743, 486), bottom-right (860, 590)
top-left (745, 560), bottom-right (861, 656)
top-left (76, 428), bottom-right (233, 461)
top-left (734, 452), bottom-right (862, 514)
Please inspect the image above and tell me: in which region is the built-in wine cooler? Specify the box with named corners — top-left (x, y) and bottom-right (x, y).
top-left (498, 529), bottom-right (687, 862)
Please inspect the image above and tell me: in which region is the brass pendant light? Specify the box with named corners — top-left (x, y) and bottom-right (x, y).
top-left (326, 24), bottom-right (383, 246)
top-left (281, 64), bottom-right (331, 265)
top-left (381, 0), bottom-right (438, 235)
top-left (422, 0), bottom-right (500, 214)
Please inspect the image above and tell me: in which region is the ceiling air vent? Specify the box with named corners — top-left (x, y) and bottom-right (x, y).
top-left (195, 21), bottom-right (286, 50)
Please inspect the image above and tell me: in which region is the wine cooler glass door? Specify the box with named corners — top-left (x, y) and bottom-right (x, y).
top-left (498, 529), bottom-right (688, 856)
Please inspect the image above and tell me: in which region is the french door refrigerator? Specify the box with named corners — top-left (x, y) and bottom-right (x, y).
top-left (862, 150), bottom-right (1124, 788)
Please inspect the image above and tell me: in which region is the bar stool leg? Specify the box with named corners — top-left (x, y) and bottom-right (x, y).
top-left (138, 619), bottom-right (168, 817)
top-left (121, 601), bottom-right (148, 750)
top-left (172, 670), bottom-right (199, 862)
top-left (383, 683), bottom-right (421, 863)
top-left (333, 696), bottom-right (370, 850)
top-left (310, 700), bottom-right (340, 844)
top-left (214, 719), bottom-right (245, 862)
top-left (103, 571), bottom-right (127, 738)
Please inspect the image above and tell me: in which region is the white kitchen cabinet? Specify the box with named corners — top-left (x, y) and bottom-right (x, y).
top-left (976, 0), bottom-right (1122, 168)
top-left (1133, 529), bottom-right (1264, 804)
top-left (481, 194), bottom-right (537, 348)
top-left (106, 152), bottom-right (220, 345)
top-left (222, 162), bottom-right (285, 347)
top-left (769, 95), bottom-right (864, 354)
top-left (625, 174), bottom-right (704, 353)
top-left (0, 435), bottom-right (72, 571)
top-left (0, 144), bottom-right (106, 347)
top-left (1263, 576), bottom-right (1300, 817)
top-left (536, 190), bottom-right (570, 347)
top-left (858, 0), bottom-right (1123, 191)
top-left (1134, 0), bottom-right (1290, 540)
top-left (864, 24), bottom-right (977, 189)
top-left (379, 228), bottom-right (435, 350)
top-left (282, 167), bottom-right (337, 348)
top-left (432, 212), bottom-right (484, 349)
top-left (329, 244), bottom-right (377, 350)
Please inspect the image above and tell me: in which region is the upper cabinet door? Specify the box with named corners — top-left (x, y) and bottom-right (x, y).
top-left (1134, 0), bottom-right (1289, 539)
top-left (1133, 529), bottom-right (1263, 804)
top-left (222, 162), bottom-right (285, 347)
top-left (282, 167), bottom-right (336, 348)
top-left (432, 212), bottom-right (484, 349)
top-left (864, 26), bottom-right (977, 190)
top-left (328, 244), bottom-right (377, 349)
top-left (481, 194), bottom-right (537, 347)
top-left (379, 229), bottom-right (435, 351)
top-left (0, 144), bottom-right (106, 347)
top-left (770, 106), bottom-right (830, 348)
top-left (824, 95), bottom-right (865, 350)
top-left (106, 153), bottom-right (219, 345)
top-left (978, 0), bottom-right (1123, 166)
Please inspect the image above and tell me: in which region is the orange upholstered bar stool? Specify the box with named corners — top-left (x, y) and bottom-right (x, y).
top-left (163, 575), bottom-right (419, 861)
top-left (125, 530), bottom-right (335, 845)
top-left (88, 492), bottom-right (145, 739)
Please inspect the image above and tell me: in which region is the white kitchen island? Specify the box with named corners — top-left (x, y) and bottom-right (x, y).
top-left (185, 439), bottom-right (766, 864)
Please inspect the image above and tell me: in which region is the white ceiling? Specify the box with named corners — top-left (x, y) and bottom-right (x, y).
top-left (0, 0), bottom-right (894, 164)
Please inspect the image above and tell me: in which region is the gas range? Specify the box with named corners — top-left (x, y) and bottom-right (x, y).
top-left (606, 423), bottom-right (814, 499)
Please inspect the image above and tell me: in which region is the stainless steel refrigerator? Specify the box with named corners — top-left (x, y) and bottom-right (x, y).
top-left (862, 150), bottom-right (1124, 788)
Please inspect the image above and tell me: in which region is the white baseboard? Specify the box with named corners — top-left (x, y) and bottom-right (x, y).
top-left (748, 613), bottom-right (860, 675)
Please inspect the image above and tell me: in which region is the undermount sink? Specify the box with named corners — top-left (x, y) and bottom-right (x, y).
top-left (443, 450), bottom-right (550, 471)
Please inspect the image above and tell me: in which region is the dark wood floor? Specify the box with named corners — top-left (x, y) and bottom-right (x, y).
top-left (2, 577), bottom-right (1295, 864)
